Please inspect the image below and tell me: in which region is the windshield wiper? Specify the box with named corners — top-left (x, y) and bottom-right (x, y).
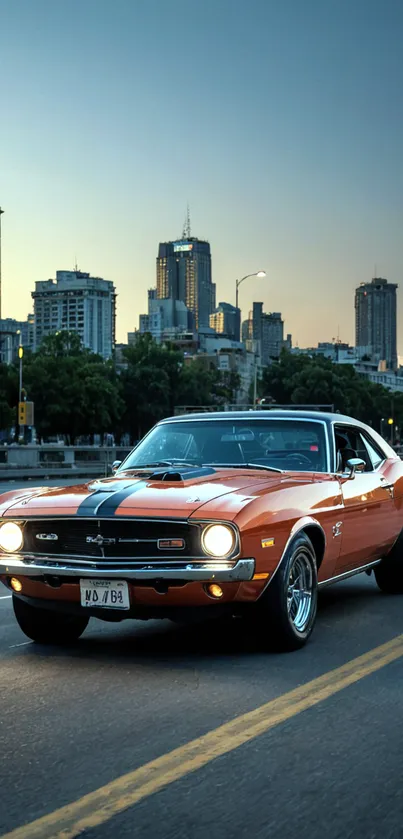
top-left (203, 462), bottom-right (283, 473)
top-left (125, 460), bottom-right (202, 469)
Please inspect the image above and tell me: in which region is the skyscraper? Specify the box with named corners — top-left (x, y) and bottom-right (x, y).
top-left (355, 277), bottom-right (398, 369)
top-left (32, 270), bottom-right (116, 359)
top-left (156, 237), bottom-right (215, 329)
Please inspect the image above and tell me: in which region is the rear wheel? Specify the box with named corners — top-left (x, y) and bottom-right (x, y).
top-left (252, 533), bottom-right (318, 651)
top-left (13, 596), bottom-right (89, 644)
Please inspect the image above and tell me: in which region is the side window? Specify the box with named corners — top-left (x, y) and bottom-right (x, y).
top-left (334, 425), bottom-right (372, 472)
top-left (360, 434), bottom-right (385, 470)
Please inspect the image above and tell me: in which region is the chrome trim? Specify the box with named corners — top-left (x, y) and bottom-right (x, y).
top-left (86, 535), bottom-right (116, 546)
top-left (6, 516), bottom-right (190, 524)
top-left (10, 551), bottom-right (217, 562)
top-left (0, 556), bottom-right (255, 582)
top-left (201, 522), bottom-right (237, 559)
top-left (318, 559), bottom-right (382, 589)
top-left (332, 521), bottom-right (342, 538)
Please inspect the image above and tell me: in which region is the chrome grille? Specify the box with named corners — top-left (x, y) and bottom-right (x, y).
top-left (23, 519), bottom-right (199, 560)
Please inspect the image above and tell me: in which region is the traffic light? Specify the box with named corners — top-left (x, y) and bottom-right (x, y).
top-left (388, 418), bottom-right (394, 426)
top-left (18, 401), bottom-right (34, 426)
top-left (18, 402), bottom-right (25, 425)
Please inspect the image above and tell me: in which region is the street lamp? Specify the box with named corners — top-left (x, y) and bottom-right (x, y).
top-left (235, 271), bottom-right (266, 311)
top-left (234, 272), bottom-right (266, 406)
top-left (16, 330), bottom-right (23, 441)
top-left (16, 330), bottom-right (23, 402)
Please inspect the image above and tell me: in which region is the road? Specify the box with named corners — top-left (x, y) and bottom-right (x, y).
top-left (0, 478), bottom-right (403, 838)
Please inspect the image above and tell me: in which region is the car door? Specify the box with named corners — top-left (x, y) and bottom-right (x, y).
top-left (334, 424), bottom-right (400, 573)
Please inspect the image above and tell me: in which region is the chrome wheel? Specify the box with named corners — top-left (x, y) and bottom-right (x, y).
top-left (251, 532), bottom-right (318, 651)
top-left (287, 551), bottom-right (313, 632)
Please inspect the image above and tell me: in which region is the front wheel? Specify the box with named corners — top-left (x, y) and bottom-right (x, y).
top-left (252, 533), bottom-right (318, 651)
top-left (13, 596), bottom-right (89, 644)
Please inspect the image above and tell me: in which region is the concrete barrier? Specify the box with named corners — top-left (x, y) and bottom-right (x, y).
top-left (0, 446), bottom-right (132, 480)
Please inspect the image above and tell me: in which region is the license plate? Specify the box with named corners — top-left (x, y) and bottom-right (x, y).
top-left (80, 579), bottom-right (130, 610)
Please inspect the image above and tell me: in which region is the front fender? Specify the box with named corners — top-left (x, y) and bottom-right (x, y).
top-left (245, 516), bottom-right (326, 599)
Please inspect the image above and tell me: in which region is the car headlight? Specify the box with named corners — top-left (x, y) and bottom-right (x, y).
top-left (201, 524), bottom-right (236, 558)
top-left (0, 522), bottom-right (24, 553)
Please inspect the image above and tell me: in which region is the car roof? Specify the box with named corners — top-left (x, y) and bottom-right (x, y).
top-left (159, 410), bottom-right (359, 426)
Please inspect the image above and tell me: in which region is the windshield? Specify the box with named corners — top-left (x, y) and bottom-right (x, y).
top-left (120, 419), bottom-right (328, 473)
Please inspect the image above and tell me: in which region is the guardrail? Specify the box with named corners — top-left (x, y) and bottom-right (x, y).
top-left (0, 446), bottom-right (132, 480)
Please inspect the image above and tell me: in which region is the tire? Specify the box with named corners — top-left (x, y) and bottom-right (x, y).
top-left (252, 533), bottom-right (318, 651)
top-left (13, 596), bottom-right (89, 644)
top-left (374, 542), bottom-right (403, 594)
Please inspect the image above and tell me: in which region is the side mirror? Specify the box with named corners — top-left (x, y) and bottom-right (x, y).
top-left (111, 460), bottom-right (122, 474)
top-left (345, 457), bottom-right (366, 479)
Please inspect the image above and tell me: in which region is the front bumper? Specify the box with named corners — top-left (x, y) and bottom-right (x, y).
top-left (0, 554), bottom-right (255, 583)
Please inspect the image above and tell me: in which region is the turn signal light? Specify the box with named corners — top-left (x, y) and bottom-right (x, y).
top-left (206, 583), bottom-right (224, 599)
top-left (10, 577), bottom-right (22, 592)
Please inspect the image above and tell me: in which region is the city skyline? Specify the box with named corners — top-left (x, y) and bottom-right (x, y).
top-left (1, 0), bottom-right (402, 350)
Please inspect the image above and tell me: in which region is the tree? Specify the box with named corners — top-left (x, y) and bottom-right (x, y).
top-left (0, 395), bottom-right (14, 433)
top-left (0, 363), bottom-right (18, 435)
top-left (119, 337), bottom-right (241, 438)
top-left (259, 351), bottom-right (400, 432)
top-left (21, 331), bottom-right (124, 441)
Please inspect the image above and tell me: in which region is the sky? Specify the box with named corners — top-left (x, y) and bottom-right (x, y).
top-left (0, 0), bottom-right (403, 349)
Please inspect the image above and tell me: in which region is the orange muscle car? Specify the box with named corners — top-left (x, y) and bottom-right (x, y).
top-left (1, 410), bottom-right (403, 651)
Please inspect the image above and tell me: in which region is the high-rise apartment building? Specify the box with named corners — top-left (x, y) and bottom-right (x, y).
top-left (0, 315), bottom-right (34, 364)
top-left (32, 270), bottom-right (116, 359)
top-left (252, 303), bottom-right (286, 363)
top-left (156, 238), bottom-right (215, 329)
top-left (139, 288), bottom-right (192, 343)
top-left (209, 302), bottom-right (241, 341)
top-left (355, 277), bottom-right (398, 369)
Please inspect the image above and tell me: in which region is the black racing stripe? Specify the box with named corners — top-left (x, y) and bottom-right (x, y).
top-left (76, 490), bottom-right (118, 516)
top-left (86, 482), bottom-right (147, 517)
top-left (94, 482), bottom-right (147, 516)
top-left (76, 482), bottom-right (144, 517)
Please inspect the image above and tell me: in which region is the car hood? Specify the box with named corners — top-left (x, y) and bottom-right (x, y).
top-left (0, 469), bottom-right (294, 519)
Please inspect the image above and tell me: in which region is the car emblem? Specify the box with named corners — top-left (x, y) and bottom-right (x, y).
top-left (332, 521), bottom-right (343, 538)
top-left (36, 533), bottom-right (59, 541)
top-left (86, 535), bottom-right (116, 546)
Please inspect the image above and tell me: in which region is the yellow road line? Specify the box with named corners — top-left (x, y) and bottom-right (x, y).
top-left (3, 634), bottom-right (403, 839)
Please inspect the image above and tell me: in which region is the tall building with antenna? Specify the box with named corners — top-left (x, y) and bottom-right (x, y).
top-left (156, 210), bottom-right (215, 329)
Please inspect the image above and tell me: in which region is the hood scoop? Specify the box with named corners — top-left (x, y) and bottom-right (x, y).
top-left (148, 466), bottom-right (216, 482)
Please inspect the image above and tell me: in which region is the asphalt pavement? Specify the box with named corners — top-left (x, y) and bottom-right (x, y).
top-left (0, 478), bottom-right (403, 838)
